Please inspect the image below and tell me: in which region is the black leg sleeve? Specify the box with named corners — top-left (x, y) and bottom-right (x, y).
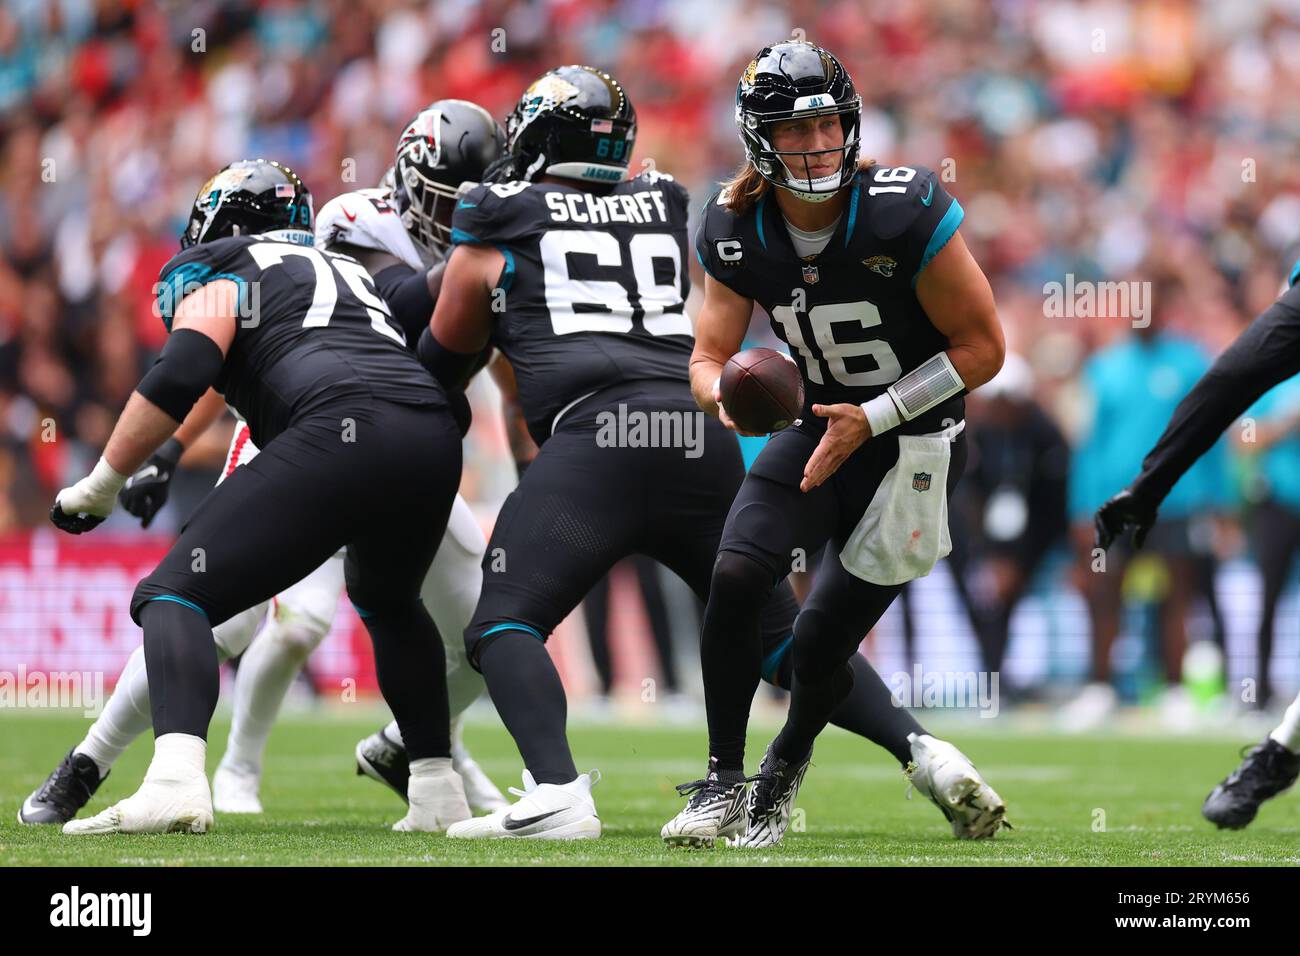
top-left (141, 599), bottom-right (221, 740)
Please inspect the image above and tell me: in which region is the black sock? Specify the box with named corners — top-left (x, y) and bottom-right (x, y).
top-left (478, 631), bottom-right (577, 784)
top-left (776, 651), bottom-right (924, 765)
top-left (773, 661), bottom-right (853, 764)
top-left (700, 552), bottom-right (770, 773)
top-left (366, 603), bottom-right (449, 759)
top-left (141, 599), bottom-right (220, 739)
top-left (833, 654), bottom-right (924, 765)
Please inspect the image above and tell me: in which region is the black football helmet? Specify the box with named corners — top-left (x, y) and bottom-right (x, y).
top-left (735, 41), bottom-right (862, 202)
top-left (180, 159), bottom-right (313, 248)
top-left (496, 65), bottom-right (636, 185)
top-left (394, 99), bottom-right (506, 259)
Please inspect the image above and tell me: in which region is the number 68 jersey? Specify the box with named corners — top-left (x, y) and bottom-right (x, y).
top-left (697, 163), bottom-right (965, 435)
top-left (451, 171), bottom-right (695, 445)
top-left (155, 233), bottom-right (445, 447)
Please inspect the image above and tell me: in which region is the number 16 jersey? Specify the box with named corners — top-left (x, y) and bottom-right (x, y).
top-left (451, 172), bottom-right (695, 446)
top-left (697, 163), bottom-right (965, 435)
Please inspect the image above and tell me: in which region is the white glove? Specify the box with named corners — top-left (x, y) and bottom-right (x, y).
top-left (51, 457), bottom-right (128, 534)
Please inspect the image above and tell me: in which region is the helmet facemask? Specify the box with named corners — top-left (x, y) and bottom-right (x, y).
top-left (739, 94), bottom-right (862, 203)
top-left (396, 159), bottom-right (459, 261)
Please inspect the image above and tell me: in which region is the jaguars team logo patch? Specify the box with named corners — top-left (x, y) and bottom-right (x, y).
top-left (521, 75), bottom-right (581, 117)
top-left (742, 59), bottom-right (759, 87)
top-left (864, 255), bottom-right (897, 278)
top-left (912, 472), bottom-right (932, 493)
top-left (802, 263), bottom-right (819, 284)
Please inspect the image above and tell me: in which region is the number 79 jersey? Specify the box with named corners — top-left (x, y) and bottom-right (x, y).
top-left (155, 234), bottom-right (445, 447)
top-left (451, 172), bottom-right (695, 445)
top-left (697, 164), bottom-right (965, 434)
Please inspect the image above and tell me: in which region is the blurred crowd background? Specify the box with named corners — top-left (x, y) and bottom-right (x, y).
top-left (4, 0), bottom-right (1300, 726)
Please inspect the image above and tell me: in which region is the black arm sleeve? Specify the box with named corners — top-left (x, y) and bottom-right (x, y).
top-left (373, 263), bottom-right (437, 346)
top-left (136, 329), bottom-right (225, 423)
top-left (1131, 286), bottom-right (1300, 505)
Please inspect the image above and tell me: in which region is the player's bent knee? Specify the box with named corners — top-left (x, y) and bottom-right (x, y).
top-left (266, 619), bottom-right (328, 656)
top-left (710, 549), bottom-right (779, 605)
top-left (463, 620), bottom-right (546, 671)
top-left (131, 578), bottom-right (206, 628)
top-left (789, 609), bottom-right (854, 685)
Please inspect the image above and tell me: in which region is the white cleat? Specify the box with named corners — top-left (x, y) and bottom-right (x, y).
top-left (63, 774), bottom-right (212, 836)
top-left (451, 730), bottom-right (508, 813)
top-left (1057, 682), bottom-right (1118, 734)
top-left (729, 744), bottom-right (811, 849)
top-left (446, 770), bottom-right (601, 840)
top-left (392, 768), bottom-right (472, 832)
top-left (212, 761), bottom-right (263, 815)
top-left (904, 732), bottom-right (1009, 839)
top-left (661, 763), bottom-right (748, 848)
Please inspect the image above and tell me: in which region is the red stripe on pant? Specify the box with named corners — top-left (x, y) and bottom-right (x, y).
top-left (225, 424), bottom-right (251, 478)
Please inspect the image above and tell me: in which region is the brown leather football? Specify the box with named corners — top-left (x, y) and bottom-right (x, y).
top-left (719, 347), bottom-right (805, 434)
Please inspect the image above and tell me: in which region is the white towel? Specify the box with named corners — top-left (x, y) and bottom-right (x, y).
top-left (839, 419), bottom-right (965, 586)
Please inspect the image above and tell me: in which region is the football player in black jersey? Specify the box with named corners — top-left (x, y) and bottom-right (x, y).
top-left (685, 42), bottom-right (1010, 847)
top-left (18, 105), bottom-right (518, 830)
top-left (1096, 266), bottom-right (1300, 830)
top-left (410, 65), bottom-right (965, 842)
top-left (48, 159), bottom-right (471, 835)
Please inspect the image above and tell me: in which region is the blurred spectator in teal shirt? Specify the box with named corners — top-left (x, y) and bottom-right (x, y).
top-left (1063, 323), bottom-right (1231, 730)
top-left (1237, 373), bottom-right (1300, 710)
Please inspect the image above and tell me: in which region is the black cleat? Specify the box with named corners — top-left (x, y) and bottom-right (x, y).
top-left (1202, 738), bottom-right (1300, 830)
top-left (355, 726), bottom-right (409, 802)
top-left (18, 749), bottom-right (106, 825)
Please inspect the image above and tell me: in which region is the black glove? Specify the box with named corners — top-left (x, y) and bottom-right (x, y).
top-left (48, 502), bottom-right (107, 535)
top-left (117, 437), bottom-right (184, 529)
top-left (1094, 489), bottom-right (1158, 552)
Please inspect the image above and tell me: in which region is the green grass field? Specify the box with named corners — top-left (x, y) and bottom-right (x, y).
top-left (1, 708), bottom-right (1297, 866)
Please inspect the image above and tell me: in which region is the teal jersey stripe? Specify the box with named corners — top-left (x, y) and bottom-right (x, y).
top-left (145, 594), bottom-right (208, 619)
top-left (482, 621), bottom-right (545, 641)
top-left (913, 198), bottom-right (964, 287)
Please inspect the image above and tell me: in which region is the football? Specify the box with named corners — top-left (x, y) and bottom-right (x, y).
top-left (719, 347), bottom-right (805, 434)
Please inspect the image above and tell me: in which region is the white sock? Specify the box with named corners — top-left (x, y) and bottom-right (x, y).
top-left (211, 602), bottom-right (270, 660)
top-left (75, 645), bottom-right (152, 778)
top-left (409, 757), bottom-right (454, 777)
top-left (1269, 692), bottom-right (1300, 754)
top-left (145, 733), bottom-right (206, 782)
top-left (384, 720), bottom-right (403, 747)
top-left (221, 619), bottom-right (316, 774)
top-left (422, 499), bottom-right (487, 719)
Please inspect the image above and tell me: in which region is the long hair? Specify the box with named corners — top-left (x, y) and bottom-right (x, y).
top-left (721, 156), bottom-right (875, 215)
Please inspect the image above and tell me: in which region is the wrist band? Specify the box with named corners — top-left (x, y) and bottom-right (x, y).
top-left (89, 457), bottom-right (129, 497)
top-left (861, 393), bottom-right (902, 435)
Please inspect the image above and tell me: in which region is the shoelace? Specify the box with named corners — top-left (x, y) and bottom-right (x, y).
top-left (675, 777), bottom-right (736, 810)
top-left (745, 765), bottom-right (787, 815)
top-left (1226, 743), bottom-right (1294, 793)
top-left (37, 758), bottom-right (85, 806)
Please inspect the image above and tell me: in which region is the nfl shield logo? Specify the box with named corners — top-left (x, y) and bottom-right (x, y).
top-left (912, 472), bottom-right (931, 493)
top-left (802, 264), bottom-right (819, 284)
